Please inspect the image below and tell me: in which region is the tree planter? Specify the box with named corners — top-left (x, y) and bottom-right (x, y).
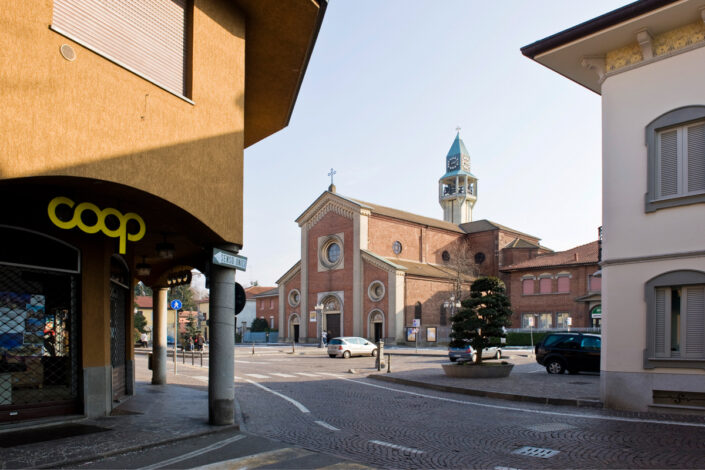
top-left (442, 362), bottom-right (513, 378)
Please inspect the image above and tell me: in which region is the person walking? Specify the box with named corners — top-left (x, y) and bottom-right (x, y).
top-left (322, 330), bottom-right (328, 346)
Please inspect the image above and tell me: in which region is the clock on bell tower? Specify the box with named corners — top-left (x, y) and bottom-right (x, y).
top-left (438, 129), bottom-right (478, 224)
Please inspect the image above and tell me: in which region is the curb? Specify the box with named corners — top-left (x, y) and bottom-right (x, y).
top-left (35, 423), bottom-right (240, 469)
top-left (367, 374), bottom-right (603, 409)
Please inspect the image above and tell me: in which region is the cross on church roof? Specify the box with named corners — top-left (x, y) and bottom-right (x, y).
top-left (456, 126), bottom-right (461, 133)
top-left (328, 168), bottom-right (336, 186)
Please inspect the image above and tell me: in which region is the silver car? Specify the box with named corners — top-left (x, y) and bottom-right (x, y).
top-left (327, 337), bottom-right (378, 358)
top-left (448, 344), bottom-right (502, 362)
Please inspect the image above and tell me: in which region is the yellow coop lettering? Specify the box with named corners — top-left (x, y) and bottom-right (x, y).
top-left (48, 196), bottom-right (146, 254)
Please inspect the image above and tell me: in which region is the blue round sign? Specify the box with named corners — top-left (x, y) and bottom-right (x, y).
top-left (170, 299), bottom-right (182, 310)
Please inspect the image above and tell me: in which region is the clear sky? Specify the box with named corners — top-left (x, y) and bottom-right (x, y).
top-left (239, 0), bottom-right (628, 287)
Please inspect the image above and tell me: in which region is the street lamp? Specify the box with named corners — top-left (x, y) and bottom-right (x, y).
top-left (315, 303), bottom-right (324, 348)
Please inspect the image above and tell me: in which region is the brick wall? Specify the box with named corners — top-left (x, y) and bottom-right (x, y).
top-left (255, 295), bottom-right (279, 329)
top-left (362, 259), bottom-right (389, 338)
top-left (282, 271), bottom-right (301, 331)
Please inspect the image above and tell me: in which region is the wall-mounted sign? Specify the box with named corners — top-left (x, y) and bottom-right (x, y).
top-left (48, 196), bottom-right (145, 254)
top-left (591, 306), bottom-right (602, 318)
top-left (309, 311), bottom-right (317, 322)
top-left (426, 327), bottom-right (437, 342)
top-left (212, 248), bottom-right (247, 271)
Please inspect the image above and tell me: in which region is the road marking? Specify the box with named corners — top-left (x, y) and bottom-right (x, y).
top-left (369, 439), bottom-right (423, 455)
top-left (318, 372), bottom-right (345, 378)
top-left (199, 447), bottom-right (312, 470)
top-left (295, 372), bottom-right (320, 377)
top-left (136, 434), bottom-right (246, 470)
top-left (245, 373), bottom-right (271, 379)
top-left (244, 379), bottom-right (310, 413)
top-left (234, 360), bottom-right (271, 364)
top-left (344, 377), bottom-right (705, 429)
top-left (315, 420), bottom-right (340, 431)
top-left (194, 376), bottom-right (208, 382)
top-left (270, 372), bottom-right (296, 378)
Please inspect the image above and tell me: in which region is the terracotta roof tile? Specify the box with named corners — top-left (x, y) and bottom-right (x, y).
top-left (245, 286), bottom-right (276, 299)
top-left (135, 296), bottom-right (152, 308)
top-left (388, 258), bottom-right (473, 281)
top-left (501, 241), bottom-right (599, 271)
top-left (253, 288), bottom-right (279, 298)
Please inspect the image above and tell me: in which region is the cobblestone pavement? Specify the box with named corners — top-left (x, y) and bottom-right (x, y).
top-left (228, 352), bottom-right (705, 469)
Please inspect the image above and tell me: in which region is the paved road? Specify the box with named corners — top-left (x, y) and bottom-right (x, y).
top-left (84, 351), bottom-right (705, 469)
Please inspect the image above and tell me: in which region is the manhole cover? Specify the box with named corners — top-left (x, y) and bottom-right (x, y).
top-left (526, 423), bottom-right (576, 432)
top-left (512, 446), bottom-right (560, 458)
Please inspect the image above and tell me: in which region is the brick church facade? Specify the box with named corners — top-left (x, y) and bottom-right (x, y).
top-left (276, 133), bottom-right (593, 344)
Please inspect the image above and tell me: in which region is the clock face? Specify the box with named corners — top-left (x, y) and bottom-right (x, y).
top-left (447, 156), bottom-right (459, 171)
top-left (461, 155), bottom-right (470, 172)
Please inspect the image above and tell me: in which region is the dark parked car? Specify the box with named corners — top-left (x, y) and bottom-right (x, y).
top-left (535, 332), bottom-right (601, 374)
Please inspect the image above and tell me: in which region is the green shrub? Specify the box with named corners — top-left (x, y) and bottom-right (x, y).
top-left (505, 331), bottom-right (550, 346)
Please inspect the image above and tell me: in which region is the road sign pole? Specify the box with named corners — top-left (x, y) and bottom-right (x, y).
top-left (174, 300), bottom-right (177, 375)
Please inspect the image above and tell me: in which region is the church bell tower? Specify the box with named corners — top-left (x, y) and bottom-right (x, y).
top-left (438, 130), bottom-right (477, 224)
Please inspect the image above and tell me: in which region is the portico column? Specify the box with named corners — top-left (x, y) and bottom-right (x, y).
top-left (209, 264), bottom-right (236, 425)
top-left (151, 287), bottom-right (168, 385)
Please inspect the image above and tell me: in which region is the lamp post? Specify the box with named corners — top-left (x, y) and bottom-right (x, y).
top-left (315, 303), bottom-right (324, 348)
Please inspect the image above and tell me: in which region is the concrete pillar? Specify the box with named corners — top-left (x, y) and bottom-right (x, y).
top-left (152, 287), bottom-right (168, 385)
top-left (209, 264), bottom-right (236, 425)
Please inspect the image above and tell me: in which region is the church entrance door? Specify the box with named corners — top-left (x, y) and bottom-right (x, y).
top-left (325, 314), bottom-right (340, 339)
top-left (293, 325), bottom-right (299, 343)
top-left (374, 322), bottom-right (382, 343)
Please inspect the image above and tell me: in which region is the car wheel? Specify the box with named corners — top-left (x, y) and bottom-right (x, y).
top-left (494, 350), bottom-right (501, 359)
top-left (546, 359), bottom-right (565, 374)
top-left (343, 350), bottom-right (351, 359)
top-left (328, 354), bottom-right (336, 358)
top-left (449, 357), bottom-right (457, 362)
top-left (371, 348), bottom-right (378, 357)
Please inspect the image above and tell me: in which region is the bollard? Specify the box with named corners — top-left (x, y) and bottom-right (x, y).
top-left (375, 340), bottom-right (385, 371)
top-left (191, 351), bottom-right (194, 366)
top-left (252, 342), bottom-right (255, 355)
top-left (387, 353), bottom-right (391, 373)
top-left (200, 350), bottom-right (203, 367)
top-left (182, 348), bottom-right (185, 364)
top-left (292, 339), bottom-right (296, 354)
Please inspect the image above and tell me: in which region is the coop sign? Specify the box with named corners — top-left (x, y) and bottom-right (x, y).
top-left (48, 196), bottom-right (146, 254)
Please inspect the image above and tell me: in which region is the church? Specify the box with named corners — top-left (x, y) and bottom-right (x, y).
top-left (276, 132), bottom-right (552, 344)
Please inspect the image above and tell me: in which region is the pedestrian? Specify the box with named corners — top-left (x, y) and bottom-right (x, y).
top-left (196, 333), bottom-right (204, 351)
top-left (140, 332), bottom-right (148, 348)
top-left (322, 330), bottom-right (327, 345)
top-left (188, 336), bottom-right (194, 351)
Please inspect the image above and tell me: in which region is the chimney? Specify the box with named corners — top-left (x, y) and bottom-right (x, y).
top-left (574, 253), bottom-right (579, 261)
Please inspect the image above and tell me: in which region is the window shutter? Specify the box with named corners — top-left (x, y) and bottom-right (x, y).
top-left (539, 277), bottom-right (552, 294)
top-left (557, 277), bottom-right (570, 293)
top-left (590, 276), bottom-right (602, 292)
top-left (654, 288), bottom-right (666, 356)
top-left (522, 279), bottom-right (533, 295)
top-left (687, 123), bottom-right (705, 193)
top-left (52, 0), bottom-right (188, 96)
top-left (659, 130), bottom-right (679, 197)
top-left (685, 286), bottom-right (705, 358)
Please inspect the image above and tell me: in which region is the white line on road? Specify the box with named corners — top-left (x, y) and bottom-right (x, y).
top-left (234, 360), bottom-right (272, 364)
top-left (136, 434), bottom-right (246, 470)
top-left (342, 377), bottom-right (705, 429)
top-left (245, 374), bottom-right (271, 379)
top-left (369, 440), bottom-right (423, 455)
top-left (318, 372), bottom-right (345, 378)
top-left (295, 372), bottom-right (320, 377)
top-left (244, 379), bottom-right (310, 413)
top-left (314, 420), bottom-right (340, 431)
top-left (270, 373), bottom-right (296, 378)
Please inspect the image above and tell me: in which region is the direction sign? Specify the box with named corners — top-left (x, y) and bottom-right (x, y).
top-left (170, 299), bottom-right (182, 310)
top-left (212, 248), bottom-right (247, 271)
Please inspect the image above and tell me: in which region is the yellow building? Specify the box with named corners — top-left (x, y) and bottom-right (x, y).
top-left (0, 0), bottom-right (325, 424)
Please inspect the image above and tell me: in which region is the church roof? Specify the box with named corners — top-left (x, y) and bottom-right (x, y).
top-left (246, 286), bottom-right (276, 299)
top-left (459, 219), bottom-right (541, 241)
top-left (252, 288), bottom-right (279, 298)
top-left (447, 131), bottom-right (470, 159)
top-left (348, 197), bottom-right (465, 234)
top-left (390, 258), bottom-right (473, 281)
top-left (504, 238), bottom-right (544, 250)
top-left (500, 241), bottom-right (599, 271)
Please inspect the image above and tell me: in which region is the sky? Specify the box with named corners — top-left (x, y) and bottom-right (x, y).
top-left (237, 0), bottom-right (629, 288)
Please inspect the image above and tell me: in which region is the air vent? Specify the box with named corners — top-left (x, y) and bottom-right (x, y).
top-left (60, 44), bottom-right (76, 61)
top-left (512, 446), bottom-right (560, 458)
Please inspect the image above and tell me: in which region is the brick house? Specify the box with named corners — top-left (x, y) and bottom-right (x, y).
top-left (254, 289), bottom-right (279, 331)
top-left (277, 133), bottom-right (555, 345)
top-left (500, 241), bottom-right (602, 330)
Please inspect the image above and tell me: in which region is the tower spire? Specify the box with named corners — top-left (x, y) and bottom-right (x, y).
top-left (438, 130), bottom-right (478, 224)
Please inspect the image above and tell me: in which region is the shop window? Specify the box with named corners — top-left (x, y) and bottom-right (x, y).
top-left (51, 0), bottom-right (193, 99)
top-left (645, 270), bottom-right (705, 369)
top-left (556, 312), bottom-right (571, 328)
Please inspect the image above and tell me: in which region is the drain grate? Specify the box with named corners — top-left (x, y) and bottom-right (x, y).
top-left (512, 446), bottom-right (560, 458)
top-left (526, 423), bottom-right (576, 432)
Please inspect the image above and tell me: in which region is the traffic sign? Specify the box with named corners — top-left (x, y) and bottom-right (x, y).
top-left (212, 248), bottom-right (247, 271)
top-left (234, 283), bottom-right (246, 315)
top-left (170, 299), bottom-right (182, 310)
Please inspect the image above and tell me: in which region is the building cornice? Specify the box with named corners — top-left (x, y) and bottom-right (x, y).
top-left (295, 192), bottom-right (362, 230)
top-left (276, 260), bottom-right (301, 285)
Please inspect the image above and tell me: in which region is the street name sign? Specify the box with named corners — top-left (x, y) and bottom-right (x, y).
top-left (212, 248), bottom-right (247, 271)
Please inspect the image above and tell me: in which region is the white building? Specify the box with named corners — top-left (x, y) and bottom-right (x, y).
top-left (523, 0), bottom-right (705, 413)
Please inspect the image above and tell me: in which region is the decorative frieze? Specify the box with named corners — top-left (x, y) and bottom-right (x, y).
top-left (303, 200), bottom-right (356, 230)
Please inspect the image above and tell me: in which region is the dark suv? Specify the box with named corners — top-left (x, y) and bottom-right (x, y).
top-left (535, 333), bottom-right (601, 374)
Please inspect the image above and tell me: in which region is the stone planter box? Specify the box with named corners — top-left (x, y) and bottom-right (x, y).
top-left (441, 362), bottom-right (513, 378)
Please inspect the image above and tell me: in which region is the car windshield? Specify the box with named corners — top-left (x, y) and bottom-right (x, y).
top-left (329, 339), bottom-right (343, 345)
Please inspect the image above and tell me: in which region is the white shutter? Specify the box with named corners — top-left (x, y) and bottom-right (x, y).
top-left (659, 130), bottom-right (679, 197)
top-left (52, 0), bottom-right (188, 96)
top-left (685, 286), bottom-right (705, 358)
top-left (687, 123), bottom-right (705, 193)
top-left (654, 288), bottom-right (666, 356)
